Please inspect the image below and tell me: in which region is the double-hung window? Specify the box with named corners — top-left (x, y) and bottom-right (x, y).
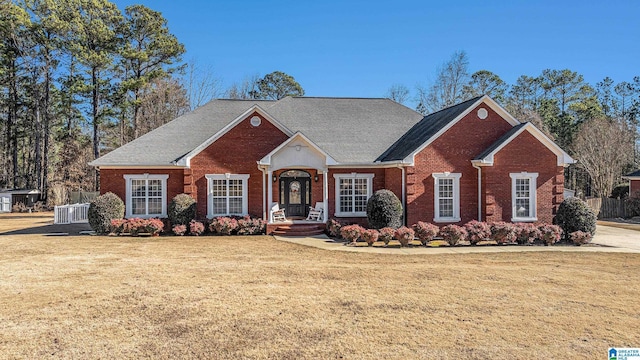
top-left (333, 173), bottom-right (374, 217)
top-left (206, 174), bottom-right (249, 217)
top-left (124, 174), bottom-right (168, 218)
top-left (432, 173), bottom-right (461, 222)
top-left (510, 172), bottom-right (538, 222)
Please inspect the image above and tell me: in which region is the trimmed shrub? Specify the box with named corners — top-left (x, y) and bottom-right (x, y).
top-left (464, 220), bottom-right (491, 245)
top-left (570, 230), bottom-right (592, 245)
top-left (439, 224), bottom-right (467, 246)
top-left (326, 219), bottom-right (343, 238)
top-left (554, 197), bottom-right (596, 240)
top-left (361, 229), bottom-right (379, 246)
top-left (173, 224), bottom-right (187, 236)
top-left (491, 221), bottom-right (518, 244)
top-left (625, 192), bottom-right (640, 218)
top-left (110, 218), bottom-right (164, 236)
top-left (378, 227), bottom-right (395, 245)
top-left (610, 184), bottom-right (629, 199)
top-left (515, 223), bottom-right (541, 245)
top-left (168, 194), bottom-right (197, 226)
top-left (394, 226), bottom-right (414, 247)
top-left (88, 192), bottom-right (125, 234)
top-left (237, 216), bottom-right (266, 235)
top-left (366, 189), bottom-right (403, 229)
top-left (209, 217), bottom-right (239, 235)
top-left (413, 222), bottom-right (439, 245)
top-left (189, 220), bottom-right (205, 236)
top-left (538, 224), bottom-right (562, 245)
top-left (341, 224), bottom-right (365, 243)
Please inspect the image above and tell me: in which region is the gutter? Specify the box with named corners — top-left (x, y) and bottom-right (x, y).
top-left (398, 164), bottom-right (407, 226)
top-left (258, 165), bottom-right (267, 221)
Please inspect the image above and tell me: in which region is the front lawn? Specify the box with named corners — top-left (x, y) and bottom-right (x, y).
top-left (0, 217), bottom-right (638, 358)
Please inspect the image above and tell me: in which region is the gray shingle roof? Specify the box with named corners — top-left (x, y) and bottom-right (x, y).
top-left (473, 122), bottom-right (528, 161)
top-left (91, 97), bottom-right (424, 166)
top-left (625, 170), bottom-right (640, 177)
top-left (376, 96), bottom-right (483, 161)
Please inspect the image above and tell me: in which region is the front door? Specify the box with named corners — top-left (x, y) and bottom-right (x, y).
top-left (280, 174), bottom-right (311, 218)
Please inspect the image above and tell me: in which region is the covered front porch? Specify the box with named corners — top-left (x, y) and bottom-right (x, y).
top-left (258, 132), bottom-right (336, 228)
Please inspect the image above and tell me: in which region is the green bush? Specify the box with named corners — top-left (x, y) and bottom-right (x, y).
top-left (168, 193), bottom-right (197, 226)
top-left (554, 197), bottom-right (597, 240)
top-left (625, 192), bottom-right (640, 218)
top-left (366, 189), bottom-right (403, 229)
top-left (88, 192), bottom-right (125, 234)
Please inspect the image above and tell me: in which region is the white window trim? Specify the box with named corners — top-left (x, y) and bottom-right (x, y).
top-left (206, 173), bottom-right (250, 218)
top-left (432, 172), bottom-right (462, 223)
top-left (123, 174), bottom-right (169, 218)
top-left (333, 173), bottom-right (374, 217)
top-left (510, 172), bottom-right (538, 222)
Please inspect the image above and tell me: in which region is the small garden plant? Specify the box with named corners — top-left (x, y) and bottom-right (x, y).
top-left (341, 224), bottom-right (365, 244)
top-left (189, 220), bottom-right (205, 236)
top-left (554, 197), bottom-right (596, 240)
top-left (361, 229), bottom-right (379, 246)
top-left (378, 227), bottom-right (395, 246)
top-left (366, 189), bottom-right (403, 229)
top-left (413, 221), bottom-right (439, 245)
top-left (394, 226), bottom-right (415, 247)
top-left (464, 220), bottom-right (491, 245)
top-left (439, 224), bottom-right (467, 246)
top-left (172, 224), bottom-right (187, 236)
top-left (569, 230), bottom-right (592, 245)
top-left (538, 224), bottom-right (562, 245)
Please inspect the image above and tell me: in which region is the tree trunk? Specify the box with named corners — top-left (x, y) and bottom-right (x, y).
top-left (92, 67), bottom-right (100, 191)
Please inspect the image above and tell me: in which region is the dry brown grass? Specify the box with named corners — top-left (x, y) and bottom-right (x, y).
top-left (1, 214), bottom-right (639, 359)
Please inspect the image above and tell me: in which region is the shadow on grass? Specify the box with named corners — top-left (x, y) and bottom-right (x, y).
top-left (0, 222), bottom-right (92, 237)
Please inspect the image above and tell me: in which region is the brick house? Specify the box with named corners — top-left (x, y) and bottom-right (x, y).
top-left (90, 95), bottom-right (574, 230)
top-left (623, 170), bottom-right (640, 197)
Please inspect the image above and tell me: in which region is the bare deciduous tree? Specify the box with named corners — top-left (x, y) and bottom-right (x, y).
top-left (183, 60), bottom-right (222, 110)
top-left (385, 84), bottom-right (410, 104)
top-left (416, 51), bottom-right (470, 113)
top-left (572, 117), bottom-right (634, 197)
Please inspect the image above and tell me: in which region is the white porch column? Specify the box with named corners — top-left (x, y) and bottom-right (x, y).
top-left (267, 170), bottom-right (273, 223)
top-left (322, 168), bottom-right (329, 222)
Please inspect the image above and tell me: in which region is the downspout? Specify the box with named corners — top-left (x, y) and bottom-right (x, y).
top-left (398, 164), bottom-right (406, 226)
top-left (472, 163), bottom-right (482, 221)
top-left (258, 165), bottom-right (267, 221)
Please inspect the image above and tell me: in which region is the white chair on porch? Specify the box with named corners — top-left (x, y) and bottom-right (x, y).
top-left (271, 202), bottom-right (287, 222)
top-left (306, 202), bottom-right (324, 221)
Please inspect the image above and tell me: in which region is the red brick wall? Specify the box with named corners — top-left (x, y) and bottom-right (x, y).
top-left (630, 180), bottom-right (640, 197)
top-left (406, 104), bottom-right (513, 225)
top-left (190, 112), bottom-right (289, 218)
top-left (99, 168), bottom-right (186, 214)
top-left (483, 131), bottom-right (563, 224)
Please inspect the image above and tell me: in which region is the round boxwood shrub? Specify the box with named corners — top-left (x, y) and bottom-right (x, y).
top-left (168, 193), bottom-right (197, 226)
top-left (554, 197), bottom-right (597, 240)
top-left (366, 189), bottom-right (403, 229)
top-left (88, 192), bottom-right (125, 234)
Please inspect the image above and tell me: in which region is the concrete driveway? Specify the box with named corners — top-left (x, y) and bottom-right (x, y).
top-left (593, 222), bottom-right (640, 251)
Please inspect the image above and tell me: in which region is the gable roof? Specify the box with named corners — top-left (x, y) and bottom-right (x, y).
top-left (90, 99), bottom-right (275, 167)
top-left (91, 97), bottom-right (424, 167)
top-left (472, 122), bottom-right (575, 166)
top-left (376, 96), bottom-right (483, 162)
top-left (376, 95), bottom-right (520, 163)
top-left (623, 170), bottom-right (640, 179)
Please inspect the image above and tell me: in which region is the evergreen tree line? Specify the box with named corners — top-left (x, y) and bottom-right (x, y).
top-left (389, 51), bottom-right (640, 198)
top-left (0, 0), bottom-right (305, 204)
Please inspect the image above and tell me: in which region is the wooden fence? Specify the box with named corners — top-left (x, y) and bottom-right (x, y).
top-left (585, 197), bottom-right (626, 219)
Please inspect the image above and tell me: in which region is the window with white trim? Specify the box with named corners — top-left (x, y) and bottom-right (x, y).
top-left (510, 172), bottom-right (538, 222)
top-left (333, 173), bottom-right (374, 217)
top-left (206, 174), bottom-right (250, 217)
top-left (433, 173), bottom-right (461, 222)
top-left (124, 174), bottom-right (168, 218)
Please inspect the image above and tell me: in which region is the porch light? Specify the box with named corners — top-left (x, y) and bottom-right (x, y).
top-left (273, 174), bottom-right (277, 182)
top-left (314, 170), bottom-right (319, 182)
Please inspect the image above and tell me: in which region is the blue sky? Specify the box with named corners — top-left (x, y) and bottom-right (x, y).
top-left (113, 0), bottom-right (639, 101)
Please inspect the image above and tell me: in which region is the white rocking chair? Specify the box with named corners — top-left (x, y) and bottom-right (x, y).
top-left (271, 202), bottom-right (287, 222)
top-left (306, 202), bottom-right (324, 221)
